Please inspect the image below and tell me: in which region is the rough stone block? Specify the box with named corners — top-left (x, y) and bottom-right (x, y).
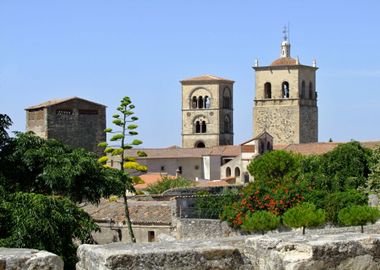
top-left (0, 248), bottom-right (63, 270)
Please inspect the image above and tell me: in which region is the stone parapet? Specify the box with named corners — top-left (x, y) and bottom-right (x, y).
top-left (0, 248), bottom-right (63, 270)
top-left (76, 233), bottom-right (380, 270)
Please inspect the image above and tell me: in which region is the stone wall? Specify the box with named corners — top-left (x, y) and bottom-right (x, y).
top-left (176, 219), bottom-right (240, 240)
top-left (0, 248), bottom-right (63, 270)
top-left (76, 233), bottom-right (380, 270)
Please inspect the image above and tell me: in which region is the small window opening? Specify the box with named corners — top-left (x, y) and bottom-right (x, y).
top-left (282, 81), bottom-right (290, 98)
top-left (204, 96), bottom-right (210, 108)
top-left (301, 81), bottom-right (306, 99)
top-left (309, 82), bottom-right (313, 99)
top-left (235, 167), bottom-right (241, 177)
top-left (226, 167), bottom-right (231, 177)
top-left (160, 166), bottom-right (165, 171)
top-left (264, 82), bottom-right (272, 98)
top-left (148, 231), bottom-right (155, 242)
top-left (192, 96), bottom-right (197, 108)
top-left (198, 96), bottom-right (204, 109)
top-left (195, 121), bottom-right (200, 133)
top-left (195, 141), bottom-right (205, 148)
top-left (201, 121), bottom-right (206, 133)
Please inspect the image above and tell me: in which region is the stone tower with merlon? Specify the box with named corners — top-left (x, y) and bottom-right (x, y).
top-left (181, 75), bottom-right (234, 148)
top-left (253, 29), bottom-right (318, 144)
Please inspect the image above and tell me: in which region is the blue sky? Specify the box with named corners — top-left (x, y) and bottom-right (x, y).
top-left (1, 1), bottom-right (380, 147)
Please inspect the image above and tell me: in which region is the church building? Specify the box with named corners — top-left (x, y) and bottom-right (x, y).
top-left (253, 28), bottom-right (318, 144)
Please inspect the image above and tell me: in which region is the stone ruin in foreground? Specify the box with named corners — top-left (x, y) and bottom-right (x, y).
top-left (76, 232), bottom-right (380, 270)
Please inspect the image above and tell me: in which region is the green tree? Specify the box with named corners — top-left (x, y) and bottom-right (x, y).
top-left (0, 114), bottom-right (12, 148)
top-left (283, 203), bottom-right (325, 235)
top-left (0, 132), bottom-right (123, 204)
top-left (146, 176), bottom-right (194, 194)
top-left (319, 141), bottom-right (371, 191)
top-left (241, 210), bottom-right (280, 235)
top-left (247, 150), bottom-right (302, 188)
top-left (324, 190), bottom-right (367, 224)
top-left (98, 96), bottom-right (147, 243)
top-left (367, 145), bottom-right (380, 192)
top-left (338, 205), bottom-right (380, 233)
top-left (0, 192), bottom-right (98, 269)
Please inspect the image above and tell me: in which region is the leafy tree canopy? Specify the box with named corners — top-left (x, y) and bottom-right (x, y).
top-left (0, 132), bottom-right (124, 204)
top-left (367, 145), bottom-right (380, 192)
top-left (338, 205), bottom-right (380, 233)
top-left (0, 191), bottom-right (98, 269)
top-left (241, 210), bottom-right (280, 235)
top-left (319, 141), bottom-right (371, 191)
top-left (247, 150), bottom-right (302, 188)
top-left (145, 176), bottom-right (194, 194)
top-left (283, 202), bottom-right (325, 235)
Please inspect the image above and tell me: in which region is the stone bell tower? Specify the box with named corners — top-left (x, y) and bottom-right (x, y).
top-left (253, 27), bottom-right (318, 144)
top-left (181, 75), bottom-right (234, 148)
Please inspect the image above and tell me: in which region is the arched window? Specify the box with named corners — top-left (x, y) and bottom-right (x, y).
top-left (264, 82), bottom-right (272, 99)
top-left (195, 121), bottom-right (200, 133)
top-left (267, 141), bottom-right (272, 151)
top-left (301, 81), bottom-right (306, 99)
top-left (223, 87), bottom-right (232, 109)
top-left (198, 96), bottom-right (204, 109)
top-left (201, 121), bottom-right (206, 133)
top-left (192, 96), bottom-right (197, 108)
top-left (260, 141), bottom-right (265, 154)
top-left (235, 167), bottom-right (241, 177)
top-left (282, 81), bottom-right (290, 98)
top-left (204, 96), bottom-right (210, 108)
top-left (309, 82), bottom-right (313, 99)
top-left (195, 141), bottom-right (205, 148)
top-left (226, 167), bottom-right (231, 177)
top-left (224, 115), bottom-right (230, 133)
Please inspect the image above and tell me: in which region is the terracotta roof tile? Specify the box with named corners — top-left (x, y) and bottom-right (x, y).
top-left (134, 173), bottom-right (176, 190)
top-left (271, 57), bottom-right (298, 66)
top-left (279, 141), bottom-right (380, 156)
top-left (25, 96), bottom-right (106, 110)
top-left (124, 145), bottom-right (241, 159)
top-left (81, 199), bottom-right (172, 225)
top-left (195, 180), bottom-right (229, 187)
top-left (181, 74), bottom-right (234, 83)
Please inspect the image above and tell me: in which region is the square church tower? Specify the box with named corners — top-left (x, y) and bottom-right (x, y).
top-left (253, 29), bottom-right (318, 144)
top-left (181, 75), bottom-right (234, 148)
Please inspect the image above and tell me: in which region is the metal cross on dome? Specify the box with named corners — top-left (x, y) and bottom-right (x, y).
top-left (282, 25), bottom-right (288, 42)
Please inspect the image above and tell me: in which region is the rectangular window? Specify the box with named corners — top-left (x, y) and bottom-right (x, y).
top-left (148, 231), bottom-right (155, 242)
top-left (79, 109), bottom-right (98, 115)
top-left (160, 166), bottom-right (165, 171)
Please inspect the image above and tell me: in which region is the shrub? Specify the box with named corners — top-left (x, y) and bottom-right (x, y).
top-left (195, 189), bottom-right (239, 219)
top-left (324, 190), bottom-right (367, 224)
top-left (283, 203), bottom-right (325, 235)
top-left (220, 182), bottom-right (305, 228)
top-left (338, 205), bottom-right (380, 233)
top-left (145, 176), bottom-right (194, 194)
top-left (241, 211), bottom-right (280, 235)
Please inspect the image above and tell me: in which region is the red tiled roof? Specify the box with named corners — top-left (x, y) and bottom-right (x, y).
top-left (271, 57), bottom-right (297, 66)
top-left (81, 199), bottom-right (172, 225)
top-left (25, 97), bottom-right (106, 110)
top-left (134, 173), bottom-right (176, 190)
top-left (279, 141), bottom-right (380, 156)
top-left (181, 74), bottom-right (234, 83)
top-left (125, 145), bottom-right (241, 159)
